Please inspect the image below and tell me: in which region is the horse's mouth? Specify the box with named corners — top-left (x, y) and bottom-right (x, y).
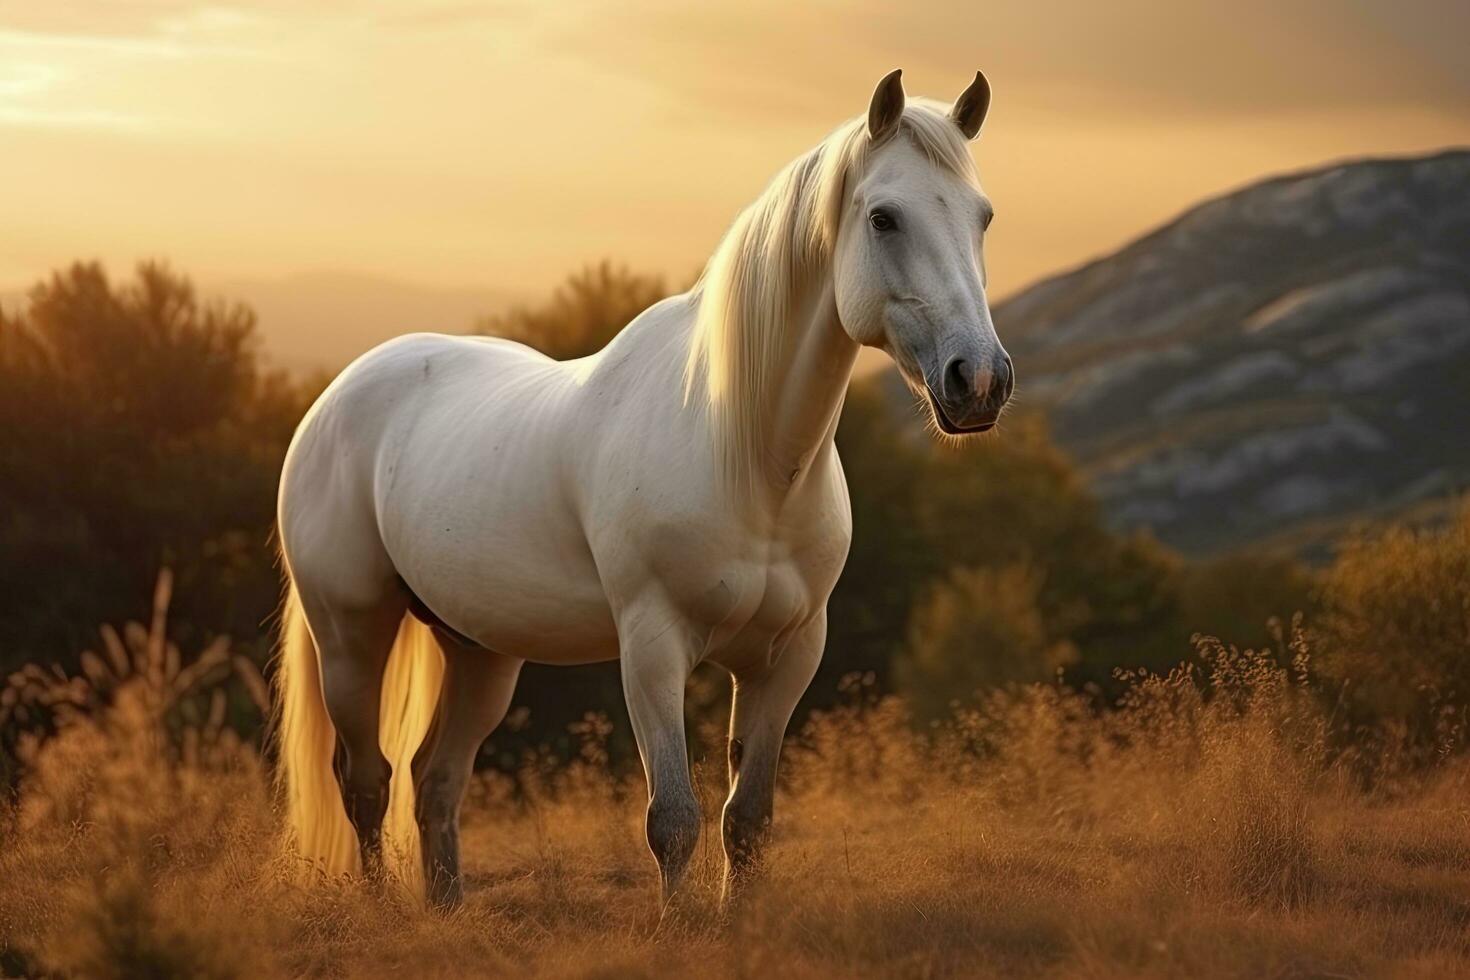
top-left (925, 386), bottom-right (997, 435)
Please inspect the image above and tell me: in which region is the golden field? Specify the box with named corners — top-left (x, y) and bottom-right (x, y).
top-left (3, 599), bottom-right (1468, 980)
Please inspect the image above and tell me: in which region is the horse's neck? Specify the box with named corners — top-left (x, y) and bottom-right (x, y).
top-left (748, 270), bottom-right (860, 493)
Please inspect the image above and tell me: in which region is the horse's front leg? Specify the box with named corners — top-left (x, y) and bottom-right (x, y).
top-left (720, 611), bottom-right (825, 908)
top-left (619, 601), bottom-right (702, 909)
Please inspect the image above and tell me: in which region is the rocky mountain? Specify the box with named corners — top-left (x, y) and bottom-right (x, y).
top-left (917, 150), bottom-right (1470, 556)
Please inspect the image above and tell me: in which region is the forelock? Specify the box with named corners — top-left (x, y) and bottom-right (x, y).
top-left (812, 100), bottom-right (978, 249)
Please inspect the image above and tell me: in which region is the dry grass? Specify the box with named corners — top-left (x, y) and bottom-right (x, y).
top-left (3, 609), bottom-right (1470, 979)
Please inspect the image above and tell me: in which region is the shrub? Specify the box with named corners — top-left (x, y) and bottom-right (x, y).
top-left (1314, 501), bottom-right (1470, 734)
top-left (1175, 551), bottom-right (1317, 653)
top-left (897, 563), bottom-right (1077, 719)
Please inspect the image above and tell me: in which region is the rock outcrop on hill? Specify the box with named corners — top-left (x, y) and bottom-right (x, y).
top-left (895, 150), bottom-right (1470, 555)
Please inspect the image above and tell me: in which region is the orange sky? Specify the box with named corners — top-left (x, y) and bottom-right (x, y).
top-left (3, 1), bottom-right (1467, 368)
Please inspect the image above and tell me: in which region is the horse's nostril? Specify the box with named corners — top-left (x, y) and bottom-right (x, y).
top-left (997, 355), bottom-right (1014, 401)
top-left (944, 357), bottom-right (971, 399)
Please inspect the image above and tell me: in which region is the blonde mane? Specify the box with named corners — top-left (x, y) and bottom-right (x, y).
top-left (685, 100), bottom-right (979, 489)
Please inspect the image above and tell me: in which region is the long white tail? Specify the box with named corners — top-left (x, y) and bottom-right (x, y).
top-left (272, 578), bottom-right (444, 898)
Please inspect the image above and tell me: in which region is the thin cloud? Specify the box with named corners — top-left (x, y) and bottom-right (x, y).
top-left (0, 105), bottom-right (153, 132)
top-left (375, 0), bottom-right (542, 31)
top-left (542, 0), bottom-right (1470, 124)
top-left (0, 7), bottom-right (290, 138)
top-left (0, 27), bottom-right (206, 58)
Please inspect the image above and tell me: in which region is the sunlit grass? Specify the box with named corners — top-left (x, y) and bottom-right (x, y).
top-left (2, 583), bottom-right (1469, 978)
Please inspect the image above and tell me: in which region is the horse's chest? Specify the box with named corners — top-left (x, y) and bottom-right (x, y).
top-left (734, 560), bottom-right (810, 634)
top-left (627, 479), bottom-right (851, 670)
top-left (698, 558), bottom-right (813, 672)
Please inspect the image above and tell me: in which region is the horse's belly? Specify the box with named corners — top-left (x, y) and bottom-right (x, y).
top-left (460, 583), bottom-right (618, 665)
top-left (380, 444), bottom-right (619, 663)
top-left (409, 542), bottom-right (619, 665)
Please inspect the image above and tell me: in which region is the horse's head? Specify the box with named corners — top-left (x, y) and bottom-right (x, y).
top-left (833, 69), bottom-right (1011, 435)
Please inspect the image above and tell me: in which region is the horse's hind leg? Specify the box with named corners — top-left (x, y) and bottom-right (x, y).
top-left (720, 612), bottom-right (825, 907)
top-left (298, 589), bottom-right (407, 873)
top-left (411, 634), bottom-right (523, 908)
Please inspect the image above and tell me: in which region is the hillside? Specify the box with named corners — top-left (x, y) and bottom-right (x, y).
top-left (982, 150), bottom-right (1470, 556)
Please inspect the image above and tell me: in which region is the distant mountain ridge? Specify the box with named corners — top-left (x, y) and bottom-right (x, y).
top-left (900, 149), bottom-right (1470, 556)
top-left (223, 271), bottom-right (518, 373)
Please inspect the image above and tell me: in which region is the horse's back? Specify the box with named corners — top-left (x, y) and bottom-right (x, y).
top-left (282, 331), bottom-right (555, 492)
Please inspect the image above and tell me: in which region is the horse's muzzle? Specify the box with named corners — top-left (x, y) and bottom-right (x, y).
top-left (927, 351), bottom-right (1012, 433)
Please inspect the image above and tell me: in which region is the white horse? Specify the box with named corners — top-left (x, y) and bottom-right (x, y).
top-left (274, 68), bottom-right (1012, 909)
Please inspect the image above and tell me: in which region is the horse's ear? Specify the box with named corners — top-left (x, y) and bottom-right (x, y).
top-left (950, 70), bottom-right (991, 140)
top-left (867, 68), bottom-right (905, 144)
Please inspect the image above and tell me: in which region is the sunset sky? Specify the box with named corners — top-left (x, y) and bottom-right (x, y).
top-left (3, 1), bottom-right (1467, 368)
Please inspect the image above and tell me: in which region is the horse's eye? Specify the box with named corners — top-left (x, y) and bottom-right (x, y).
top-left (869, 209), bottom-right (897, 232)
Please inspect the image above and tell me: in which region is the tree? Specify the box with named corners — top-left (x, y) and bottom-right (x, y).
top-left (825, 381), bottom-right (939, 686)
top-left (826, 384), bottom-right (1186, 707)
top-left (0, 262), bottom-right (306, 673)
top-left (915, 414), bottom-right (1185, 685)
